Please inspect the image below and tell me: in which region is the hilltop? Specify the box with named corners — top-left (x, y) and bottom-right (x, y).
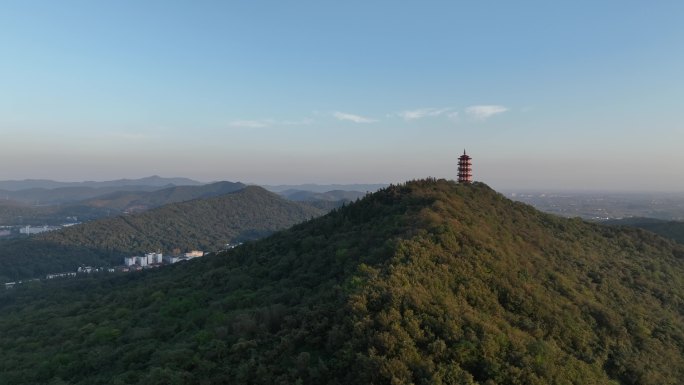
top-left (0, 186), bottom-right (322, 281)
top-left (0, 179), bottom-right (683, 384)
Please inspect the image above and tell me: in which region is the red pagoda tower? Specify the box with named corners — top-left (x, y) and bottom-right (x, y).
top-left (458, 150), bottom-right (472, 183)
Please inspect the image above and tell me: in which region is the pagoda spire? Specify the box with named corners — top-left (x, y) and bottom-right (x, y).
top-left (458, 150), bottom-right (472, 183)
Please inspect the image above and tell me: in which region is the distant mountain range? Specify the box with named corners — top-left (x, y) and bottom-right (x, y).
top-left (0, 178), bottom-right (386, 194)
top-left (0, 175), bottom-right (207, 205)
top-left (0, 181), bottom-right (248, 225)
top-left (277, 189), bottom-right (367, 202)
top-left (0, 186), bottom-right (323, 281)
top-left (263, 183), bottom-right (387, 193)
top-left (0, 178), bottom-right (384, 208)
top-left (0, 185), bottom-right (166, 205)
top-left (80, 181), bottom-right (247, 212)
top-left (1, 179), bottom-right (683, 383)
top-left (0, 175), bottom-right (203, 191)
top-left (0, 178), bottom-right (382, 226)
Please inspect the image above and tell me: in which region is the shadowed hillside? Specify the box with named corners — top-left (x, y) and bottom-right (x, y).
top-left (0, 186), bottom-right (322, 281)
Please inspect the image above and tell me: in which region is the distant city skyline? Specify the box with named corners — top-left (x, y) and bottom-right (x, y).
top-left (2, 1), bottom-right (683, 191)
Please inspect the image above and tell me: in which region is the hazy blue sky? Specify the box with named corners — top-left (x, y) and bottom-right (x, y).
top-left (1, 1), bottom-right (683, 190)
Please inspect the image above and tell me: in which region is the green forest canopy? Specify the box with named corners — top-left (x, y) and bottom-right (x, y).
top-left (0, 179), bottom-right (683, 384)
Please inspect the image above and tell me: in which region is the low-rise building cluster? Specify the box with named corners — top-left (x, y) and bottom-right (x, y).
top-left (5, 247), bottom-right (215, 289)
top-left (20, 225), bottom-right (61, 235)
top-left (124, 252), bottom-right (164, 267)
top-left (123, 250), bottom-right (205, 267)
top-left (77, 266), bottom-right (113, 273)
top-left (46, 272), bottom-right (77, 279)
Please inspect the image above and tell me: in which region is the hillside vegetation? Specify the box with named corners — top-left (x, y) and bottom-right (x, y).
top-left (81, 181), bottom-right (246, 212)
top-left (0, 186), bottom-right (322, 281)
top-left (0, 200), bottom-right (112, 226)
top-left (606, 217), bottom-right (684, 244)
top-left (279, 189), bottom-right (366, 202)
top-left (0, 179), bottom-right (683, 384)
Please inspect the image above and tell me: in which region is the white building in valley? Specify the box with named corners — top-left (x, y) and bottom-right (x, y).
top-left (163, 255), bottom-right (181, 264)
top-left (162, 251), bottom-right (204, 264)
top-left (20, 225), bottom-right (60, 235)
top-left (124, 256), bottom-right (137, 266)
top-left (145, 252), bottom-right (163, 265)
top-left (124, 252), bottom-right (163, 267)
top-left (124, 250), bottom-right (203, 266)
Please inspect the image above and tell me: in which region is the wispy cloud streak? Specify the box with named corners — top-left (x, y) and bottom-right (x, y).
top-left (333, 111), bottom-right (376, 123)
top-left (397, 107), bottom-right (452, 120)
top-left (465, 105), bottom-right (509, 120)
top-left (228, 118), bottom-right (314, 128)
top-left (228, 120), bottom-right (271, 128)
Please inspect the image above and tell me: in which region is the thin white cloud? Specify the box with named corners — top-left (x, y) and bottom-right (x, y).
top-left (397, 107), bottom-right (452, 120)
top-left (447, 111), bottom-right (459, 121)
top-left (227, 118), bottom-right (315, 128)
top-left (465, 105), bottom-right (509, 120)
top-left (228, 120), bottom-right (271, 128)
top-left (333, 111), bottom-right (376, 123)
top-left (281, 118), bottom-right (314, 126)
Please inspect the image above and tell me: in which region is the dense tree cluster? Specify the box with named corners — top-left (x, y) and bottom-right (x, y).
top-left (606, 217), bottom-right (684, 245)
top-left (0, 179), bottom-right (683, 384)
top-left (0, 201), bottom-right (110, 226)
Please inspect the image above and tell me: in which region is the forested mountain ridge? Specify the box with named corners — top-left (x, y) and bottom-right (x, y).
top-left (0, 181), bottom-right (246, 225)
top-left (0, 179), bottom-right (683, 384)
top-left (0, 186), bottom-right (322, 281)
top-left (80, 180), bottom-right (247, 212)
top-left (0, 185), bottom-right (165, 205)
